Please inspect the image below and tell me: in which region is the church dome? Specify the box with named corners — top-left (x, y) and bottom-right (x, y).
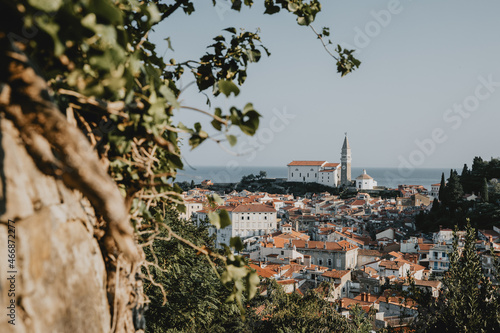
top-left (356, 169), bottom-right (373, 180)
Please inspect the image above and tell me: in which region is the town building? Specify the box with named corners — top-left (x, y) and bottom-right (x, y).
top-left (286, 134), bottom-right (351, 188)
top-left (355, 169), bottom-right (377, 190)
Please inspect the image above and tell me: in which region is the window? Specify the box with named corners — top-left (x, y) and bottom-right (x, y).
top-left (264, 216), bottom-right (267, 220)
top-left (328, 259), bottom-right (332, 266)
top-left (336, 259), bottom-right (341, 268)
top-left (319, 259), bottom-right (323, 265)
top-left (247, 216), bottom-right (250, 220)
top-left (292, 173), bottom-right (293, 177)
top-left (310, 168), bottom-right (314, 171)
top-left (307, 173), bottom-right (309, 177)
top-left (281, 251), bottom-right (284, 255)
top-left (433, 252), bottom-right (438, 259)
top-left (315, 173), bottom-right (317, 177)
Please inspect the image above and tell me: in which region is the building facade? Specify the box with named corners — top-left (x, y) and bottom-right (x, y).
top-left (286, 135), bottom-right (350, 188)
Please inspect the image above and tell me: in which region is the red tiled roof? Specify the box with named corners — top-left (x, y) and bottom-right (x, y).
top-left (249, 264), bottom-right (276, 278)
top-left (287, 161), bottom-right (326, 166)
top-left (233, 204), bottom-right (276, 213)
top-left (323, 163), bottom-right (340, 168)
top-left (321, 269), bottom-right (350, 279)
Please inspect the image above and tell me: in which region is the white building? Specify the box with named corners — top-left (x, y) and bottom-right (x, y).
top-left (430, 183), bottom-right (441, 199)
top-left (179, 199), bottom-right (204, 221)
top-left (286, 135), bottom-right (351, 188)
top-left (355, 169), bottom-right (377, 190)
top-left (287, 161), bottom-right (341, 187)
top-left (195, 204), bottom-right (278, 247)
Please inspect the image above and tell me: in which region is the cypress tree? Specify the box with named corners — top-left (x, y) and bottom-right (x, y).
top-left (482, 177), bottom-right (489, 202)
top-left (439, 172), bottom-right (446, 203)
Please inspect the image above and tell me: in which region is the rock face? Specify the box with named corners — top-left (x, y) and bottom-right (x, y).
top-left (0, 118), bottom-right (110, 333)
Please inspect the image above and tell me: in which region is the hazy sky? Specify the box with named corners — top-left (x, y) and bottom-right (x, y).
top-left (151, 1), bottom-right (500, 170)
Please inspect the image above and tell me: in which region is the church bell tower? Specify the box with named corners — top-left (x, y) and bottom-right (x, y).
top-left (340, 133), bottom-right (351, 186)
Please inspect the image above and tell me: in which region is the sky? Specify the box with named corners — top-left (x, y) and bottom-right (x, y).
top-left (151, 1), bottom-right (500, 170)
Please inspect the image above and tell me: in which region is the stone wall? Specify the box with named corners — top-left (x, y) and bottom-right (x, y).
top-left (0, 118), bottom-right (110, 333)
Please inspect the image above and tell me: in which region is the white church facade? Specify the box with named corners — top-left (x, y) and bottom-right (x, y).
top-left (287, 161), bottom-right (340, 187)
top-left (356, 169), bottom-right (377, 190)
top-left (286, 135), bottom-right (351, 188)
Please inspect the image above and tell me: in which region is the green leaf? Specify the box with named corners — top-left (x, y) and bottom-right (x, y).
top-left (28, 0), bottom-right (63, 12)
top-left (230, 237), bottom-right (244, 252)
top-left (160, 85), bottom-right (180, 109)
top-left (226, 134), bottom-right (237, 146)
top-left (208, 211), bottom-right (221, 228)
top-left (218, 209), bottom-right (232, 228)
top-left (146, 3), bottom-right (162, 24)
top-left (288, 2), bottom-right (299, 12)
top-left (224, 27), bottom-right (237, 34)
top-left (246, 270), bottom-right (260, 299)
top-left (211, 193), bottom-right (224, 205)
top-left (218, 80), bottom-right (240, 97)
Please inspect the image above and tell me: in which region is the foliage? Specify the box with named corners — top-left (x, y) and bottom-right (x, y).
top-left (0, 0), bottom-right (360, 330)
top-left (247, 280), bottom-right (353, 333)
top-left (409, 221), bottom-right (500, 332)
top-left (143, 210), bottom-right (246, 333)
top-left (417, 157), bottom-right (500, 231)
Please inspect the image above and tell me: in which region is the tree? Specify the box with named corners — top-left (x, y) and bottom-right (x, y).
top-left (409, 221), bottom-right (500, 332)
top-left (249, 280), bottom-right (353, 333)
top-left (190, 179), bottom-right (195, 189)
top-left (482, 177), bottom-right (489, 203)
top-left (258, 170), bottom-right (267, 180)
top-left (143, 209), bottom-right (246, 333)
top-left (438, 172), bottom-right (446, 202)
top-left (0, 0), bottom-right (360, 331)
top-left (461, 163), bottom-right (469, 177)
top-left (443, 170), bottom-right (464, 210)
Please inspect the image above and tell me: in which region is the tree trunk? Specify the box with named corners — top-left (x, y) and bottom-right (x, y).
top-left (0, 117), bottom-right (111, 332)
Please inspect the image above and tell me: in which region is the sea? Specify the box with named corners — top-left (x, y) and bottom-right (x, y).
top-left (175, 166), bottom-right (452, 191)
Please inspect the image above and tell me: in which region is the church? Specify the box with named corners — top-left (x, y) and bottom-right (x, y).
top-left (287, 135), bottom-right (352, 187)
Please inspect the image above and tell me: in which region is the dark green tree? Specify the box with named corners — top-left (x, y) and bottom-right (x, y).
top-left (409, 221), bottom-right (500, 332)
top-left (482, 177), bottom-right (489, 203)
top-left (438, 173), bottom-right (446, 203)
top-left (443, 170), bottom-right (464, 210)
top-left (249, 280), bottom-right (353, 333)
top-left (190, 179), bottom-right (195, 189)
top-left (461, 163), bottom-right (469, 177)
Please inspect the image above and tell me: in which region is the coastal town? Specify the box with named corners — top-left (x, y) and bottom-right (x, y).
top-left (181, 185), bottom-right (499, 329)
top-left (178, 136), bottom-right (500, 330)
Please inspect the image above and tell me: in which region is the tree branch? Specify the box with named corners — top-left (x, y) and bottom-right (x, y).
top-left (0, 35), bottom-right (140, 262)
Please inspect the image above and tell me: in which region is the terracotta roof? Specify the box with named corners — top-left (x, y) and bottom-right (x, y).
top-left (358, 249), bottom-right (383, 257)
top-left (233, 204), bottom-right (276, 213)
top-left (287, 161), bottom-right (326, 166)
top-left (249, 264), bottom-right (276, 278)
top-left (291, 240), bottom-right (357, 251)
top-left (321, 269), bottom-right (350, 279)
top-left (324, 163), bottom-right (340, 168)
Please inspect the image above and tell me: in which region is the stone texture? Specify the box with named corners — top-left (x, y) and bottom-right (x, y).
top-left (0, 118), bottom-right (110, 333)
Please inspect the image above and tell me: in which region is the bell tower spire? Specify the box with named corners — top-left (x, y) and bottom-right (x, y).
top-left (340, 133), bottom-right (351, 186)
